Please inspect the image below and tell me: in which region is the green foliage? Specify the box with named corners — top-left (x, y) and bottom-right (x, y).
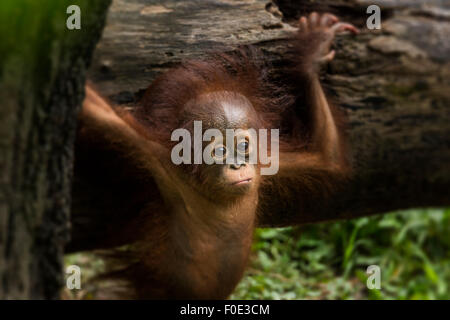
top-left (0, 0), bottom-right (111, 99)
top-left (231, 208), bottom-right (450, 300)
top-left (65, 208), bottom-right (450, 299)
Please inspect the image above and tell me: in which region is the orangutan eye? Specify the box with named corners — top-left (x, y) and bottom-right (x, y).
top-left (236, 138), bottom-right (250, 155)
top-left (237, 141), bottom-right (248, 152)
top-left (212, 145), bottom-right (227, 160)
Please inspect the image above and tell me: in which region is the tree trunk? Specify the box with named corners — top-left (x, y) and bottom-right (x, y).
top-left (0, 0), bottom-right (110, 299)
top-left (84, 0), bottom-right (449, 228)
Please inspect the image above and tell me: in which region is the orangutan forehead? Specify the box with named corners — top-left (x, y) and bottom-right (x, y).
top-left (183, 91), bottom-right (255, 129)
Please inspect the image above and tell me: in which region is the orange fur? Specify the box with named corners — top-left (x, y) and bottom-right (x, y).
top-left (69, 13), bottom-right (353, 299)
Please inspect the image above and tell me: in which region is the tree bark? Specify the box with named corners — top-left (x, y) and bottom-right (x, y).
top-left (84, 0), bottom-right (449, 227)
top-left (0, 0), bottom-right (110, 299)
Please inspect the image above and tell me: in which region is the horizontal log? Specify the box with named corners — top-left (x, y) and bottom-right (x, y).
top-left (79, 0), bottom-right (450, 229)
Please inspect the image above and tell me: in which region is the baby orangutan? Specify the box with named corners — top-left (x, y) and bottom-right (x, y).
top-left (69, 13), bottom-right (358, 299)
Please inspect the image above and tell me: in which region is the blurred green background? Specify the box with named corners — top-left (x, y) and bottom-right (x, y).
top-left (65, 208), bottom-right (450, 300)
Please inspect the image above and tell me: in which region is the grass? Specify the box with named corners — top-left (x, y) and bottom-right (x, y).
top-left (231, 208), bottom-right (450, 299)
top-left (65, 208), bottom-right (450, 299)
